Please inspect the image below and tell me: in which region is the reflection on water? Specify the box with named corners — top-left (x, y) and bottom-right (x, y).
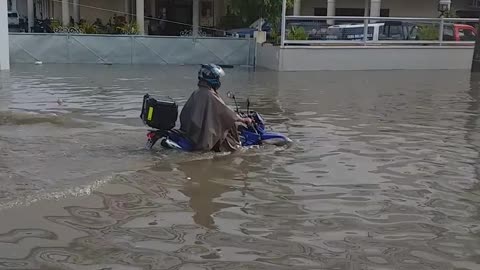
top-left (0, 65), bottom-right (480, 269)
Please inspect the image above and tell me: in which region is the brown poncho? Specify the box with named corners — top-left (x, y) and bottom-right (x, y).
top-left (180, 83), bottom-right (241, 152)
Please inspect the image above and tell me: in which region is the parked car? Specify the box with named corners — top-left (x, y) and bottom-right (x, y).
top-left (326, 21), bottom-right (418, 41)
top-left (326, 23), bottom-right (384, 41)
top-left (225, 18), bottom-right (271, 38)
top-left (8, 11), bottom-right (21, 32)
top-left (443, 23), bottom-right (476, 41)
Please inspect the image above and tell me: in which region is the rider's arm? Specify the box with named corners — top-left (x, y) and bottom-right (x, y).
top-left (236, 114), bottom-right (253, 125)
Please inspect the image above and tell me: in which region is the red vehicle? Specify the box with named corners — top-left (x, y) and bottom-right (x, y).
top-left (444, 24), bottom-right (477, 41)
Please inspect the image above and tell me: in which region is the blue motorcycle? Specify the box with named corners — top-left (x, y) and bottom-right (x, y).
top-left (141, 93), bottom-right (291, 151)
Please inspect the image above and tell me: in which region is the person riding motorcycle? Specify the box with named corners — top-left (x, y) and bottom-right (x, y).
top-left (180, 64), bottom-right (252, 152)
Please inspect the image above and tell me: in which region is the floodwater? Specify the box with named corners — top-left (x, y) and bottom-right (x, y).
top-left (0, 64), bottom-right (480, 270)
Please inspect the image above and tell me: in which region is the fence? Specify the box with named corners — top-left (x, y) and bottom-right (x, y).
top-left (282, 16), bottom-right (479, 46)
top-left (9, 33), bottom-right (255, 66)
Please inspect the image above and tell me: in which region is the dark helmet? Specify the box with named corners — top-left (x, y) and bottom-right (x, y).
top-left (198, 64), bottom-right (225, 90)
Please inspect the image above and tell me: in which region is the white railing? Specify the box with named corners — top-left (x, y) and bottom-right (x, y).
top-left (281, 16), bottom-right (479, 47)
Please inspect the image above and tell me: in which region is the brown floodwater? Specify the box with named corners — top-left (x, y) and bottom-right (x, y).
top-left (0, 64), bottom-right (480, 270)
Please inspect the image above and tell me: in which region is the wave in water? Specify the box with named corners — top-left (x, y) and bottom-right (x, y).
top-left (0, 111), bottom-right (97, 128)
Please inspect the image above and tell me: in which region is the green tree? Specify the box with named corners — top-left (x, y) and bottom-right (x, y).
top-left (229, 0), bottom-right (294, 31)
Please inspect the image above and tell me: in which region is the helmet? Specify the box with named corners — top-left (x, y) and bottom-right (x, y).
top-left (198, 64), bottom-right (225, 91)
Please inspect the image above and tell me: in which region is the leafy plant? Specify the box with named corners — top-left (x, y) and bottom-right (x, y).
top-left (442, 8), bottom-right (458, 18)
top-left (229, 0), bottom-right (294, 31)
top-left (117, 22), bottom-right (140, 35)
top-left (269, 30), bottom-right (281, 45)
top-left (50, 19), bottom-right (61, 31)
top-left (417, 24), bottom-right (438, 40)
top-left (287, 26), bottom-right (308, 40)
top-left (78, 22), bottom-right (97, 34)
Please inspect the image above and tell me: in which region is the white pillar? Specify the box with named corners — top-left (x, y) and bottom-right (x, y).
top-left (370, 0), bottom-right (381, 18)
top-left (136, 0), bottom-right (145, 34)
top-left (73, 0), bottom-right (79, 23)
top-left (293, 0), bottom-right (301, 16)
top-left (62, 0), bottom-right (69, 26)
top-left (192, 0), bottom-right (199, 37)
top-left (124, 0), bottom-right (130, 21)
top-left (0, 0), bottom-right (10, 70)
top-left (327, 0), bottom-right (335, 25)
top-left (27, 0), bottom-right (34, 32)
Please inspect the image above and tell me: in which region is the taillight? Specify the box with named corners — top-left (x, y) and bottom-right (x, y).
top-left (147, 132), bottom-right (155, 139)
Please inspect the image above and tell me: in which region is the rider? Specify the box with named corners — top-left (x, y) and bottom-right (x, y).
top-left (180, 64), bottom-right (252, 152)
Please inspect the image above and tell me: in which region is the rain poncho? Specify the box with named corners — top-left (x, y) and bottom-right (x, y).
top-left (180, 82), bottom-right (241, 152)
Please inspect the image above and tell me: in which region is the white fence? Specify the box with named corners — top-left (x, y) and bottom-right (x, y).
top-left (9, 33), bottom-right (255, 66)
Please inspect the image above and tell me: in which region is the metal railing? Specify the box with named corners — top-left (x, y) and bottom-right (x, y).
top-left (281, 16), bottom-right (479, 47)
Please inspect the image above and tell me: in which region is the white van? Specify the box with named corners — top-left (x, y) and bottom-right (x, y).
top-left (8, 11), bottom-right (19, 26)
top-left (326, 22), bottom-right (418, 41)
top-left (326, 23), bottom-right (384, 41)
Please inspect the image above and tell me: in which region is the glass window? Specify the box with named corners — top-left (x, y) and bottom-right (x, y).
top-left (443, 25), bottom-right (455, 41)
top-left (343, 27), bottom-right (374, 40)
top-left (379, 25), bottom-right (405, 40)
top-left (459, 28), bottom-right (476, 41)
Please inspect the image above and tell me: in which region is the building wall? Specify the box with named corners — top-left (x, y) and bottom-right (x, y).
top-left (256, 44), bottom-right (474, 71)
top-left (300, 0), bottom-right (439, 17)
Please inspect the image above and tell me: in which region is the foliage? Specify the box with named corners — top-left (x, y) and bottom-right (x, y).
top-left (442, 8), bottom-right (458, 18)
top-left (229, 0), bottom-right (294, 29)
top-left (117, 22), bottom-right (140, 35)
top-left (260, 0), bottom-right (294, 34)
top-left (78, 22), bottom-right (97, 34)
top-left (287, 26), bottom-right (308, 40)
top-left (269, 31), bottom-right (281, 45)
top-left (50, 19), bottom-right (61, 31)
top-left (417, 24), bottom-right (438, 40)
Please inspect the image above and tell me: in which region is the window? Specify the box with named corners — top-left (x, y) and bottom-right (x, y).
top-left (459, 28), bottom-right (476, 41)
top-left (443, 25), bottom-right (455, 41)
top-left (379, 25), bottom-right (404, 40)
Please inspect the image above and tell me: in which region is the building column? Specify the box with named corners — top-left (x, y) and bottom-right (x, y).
top-left (124, 0), bottom-right (130, 21)
top-left (192, 0), bottom-right (199, 37)
top-left (0, 0), bottom-right (9, 70)
top-left (62, 0), bottom-right (69, 25)
top-left (327, 0), bottom-right (335, 25)
top-left (293, 0), bottom-right (301, 16)
top-left (27, 0), bottom-right (34, 32)
top-left (370, 0), bottom-right (381, 18)
top-left (136, 0), bottom-right (145, 34)
top-left (73, 0), bottom-right (79, 23)
top-left (11, 0), bottom-right (17, 11)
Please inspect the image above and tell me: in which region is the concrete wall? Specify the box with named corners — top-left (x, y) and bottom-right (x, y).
top-left (256, 44), bottom-right (280, 71)
top-left (9, 33), bottom-right (253, 65)
top-left (256, 44), bottom-right (474, 71)
top-left (300, 0), bottom-right (439, 17)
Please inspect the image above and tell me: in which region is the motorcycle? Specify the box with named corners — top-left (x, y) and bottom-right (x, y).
top-left (141, 93), bottom-right (292, 151)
